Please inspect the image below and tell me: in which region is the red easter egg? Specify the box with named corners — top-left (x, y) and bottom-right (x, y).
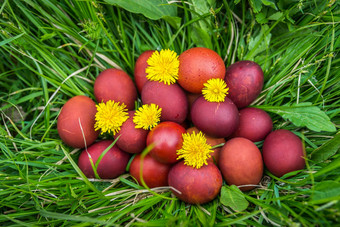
top-left (147, 121), bottom-right (186, 164)
top-left (168, 161), bottom-right (223, 204)
top-left (129, 154), bottom-right (171, 188)
top-left (262, 129), bottom-right (305, 177)
top-left (225, 61), bottom-right (264, 108)
top-left (134, 50), bottom-right (155, 93)
top-left (57, 95), bottom-right (99, 148)
top-left (142, 81), bottom-right (188, 124)
top-left (114, 111), bottom-right (148, 154)
top-left (94, 68), bottom-right (137, 110)
top-left (178, 47), bottom-right (226, 94)
top-left (219, 137), bottom-right (263, 191)
top-left (78, 140), bottom-right (130, 179)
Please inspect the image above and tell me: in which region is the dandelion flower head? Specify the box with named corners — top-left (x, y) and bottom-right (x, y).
top-left (145, 49), bottom-right (179, 85)
top-left (177, 131), bottom-right (213, 169)
top-left (133, 103), bottom-right (162, 130)
top-left (202, 78), bottom-right (229, 102)
top-left (94, 100), bottom-right (129, 135)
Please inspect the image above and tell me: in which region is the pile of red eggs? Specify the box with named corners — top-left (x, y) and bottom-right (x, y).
top-left (57, 47), bottom-right (306, 204)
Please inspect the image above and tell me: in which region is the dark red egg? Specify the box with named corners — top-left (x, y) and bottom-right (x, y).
top-left (129, 154), bottom-right (171, 188)
top-left (178, 47), bottom-right (226, 93)
top-left (225, 61), bottom-right (264, 108)
top-left (262, 129), bottom-right (305, 177)
top-left (57, 95), bottom-right (99, 148)
top-left (94, 68), bottom-right (137, 110)
top-left (219, 137), bottom-right (263, 191)
top-left (191, 96), bottom-right (239, 138)
top-left (147, 121), bottom-right (186, 164)
top-left (186, 127), bottom-right (225, 164)
top-left (168, 161), bottom-right (223, 204)
top-left (141, 81), bottom-right (188, 124)
top-left (232, 107), bottom-right (273, 142)
top-left (114, 111), bottom-right (148, 154)
top-left (78, 140), bottom-right (130, 179)
top-left (134, 50), bottom-right (155, 93)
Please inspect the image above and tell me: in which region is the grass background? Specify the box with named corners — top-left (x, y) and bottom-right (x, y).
top-left (0, 0), bottom-right (339, 226)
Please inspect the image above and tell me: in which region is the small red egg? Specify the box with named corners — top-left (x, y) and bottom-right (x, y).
top-left (168, 161), bottom-right (223, 204)
top-left (186, 127), bottom-right (225, 164)
top-left (134, 50), bottom-right (155, 93)
top-left (142, 81), bottom-right (188, 124)
top-left (225, 60), bottom-right (264, 108)
top-left (94, 68), bottom-right (137, 110)
top-left (262, 129), bottom-right (305, 177)
top-left (232, 107), bottom-right (273, 142)
top-left (57, 95), bottom-right (99, 148)
top-left (219, 137), bottom-right (263, 191)
top-left (78, 140), bottom-right (130, 179)
top-left (178, 47), bottom-right (226, 93)
top-left (114, 111), bottom-right (148, 154)
top-left (191, 96), bottom-right (239, 138)
top-left (186, 92), bottom-right (201, 121)
top-left (129, 154), bottom-right (171, 188)
top-left (147, 121), bottom-right (186, 164)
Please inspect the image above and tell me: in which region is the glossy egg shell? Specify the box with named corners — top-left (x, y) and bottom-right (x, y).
top-left (262, 129), bottom-right (305, 177)
top-left (186, 127), bottom-right (225, 164)
top-left (178, 47), bottom-right (226, 94)
top-left (219, 137), bottom-right (263, 191)
top-left (147, 121), bottom-right (186, 164)
top-left (78, 140), bottom-right (130, 179)
top-left (191, 96), bottom-right (239, 138)
top-left (232, 107), bottom-right (273, 142)
top-left (114, 111), bottom-right (148, 154)
top-left (129, 154), bottom-right (171, 188)
top-left (168, 161), bottom-right (223, 204)
top-left (134, 50), bottom-right (155, 93)
top-left (225, 60), bottom-right (264, 108)
top-left (94, 68), bottom-right (137, 110)
top-left (141, 81), bottom-right (188, 124)
top-left (57, 95), bottom-right (99, 148)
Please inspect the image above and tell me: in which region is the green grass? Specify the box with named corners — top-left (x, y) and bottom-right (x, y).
top-left (1, 0), bottom-right (339, 226)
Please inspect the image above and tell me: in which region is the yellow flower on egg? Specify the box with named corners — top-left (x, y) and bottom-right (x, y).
top-left (94, 100), bottom-right (129, 135)
top-left (202, 78), bottom-right (229, 102)
top-left (133, 103), bottom-right (162, 130)
top-left (177, 131), bottom-right (213, 169)
top-left (145, 49), bottom-right (179, 85)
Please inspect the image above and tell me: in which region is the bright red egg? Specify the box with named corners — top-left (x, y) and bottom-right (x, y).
top-left (129, 154), bottom-right (171, 188)
top-left (147, 121), bottom-right (186, 164)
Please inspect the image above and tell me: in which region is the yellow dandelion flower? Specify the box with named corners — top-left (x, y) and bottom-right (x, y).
top-left (145, 49), bottom-right (179, 85)
top-left (202, 78), bottom-right (229, 102)
top-left (94, 100), bottom-right (129, 135)
top-left (133, 104), bottom-right (162, 130)
top-left (177, 131), bottom-right (213, 169)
